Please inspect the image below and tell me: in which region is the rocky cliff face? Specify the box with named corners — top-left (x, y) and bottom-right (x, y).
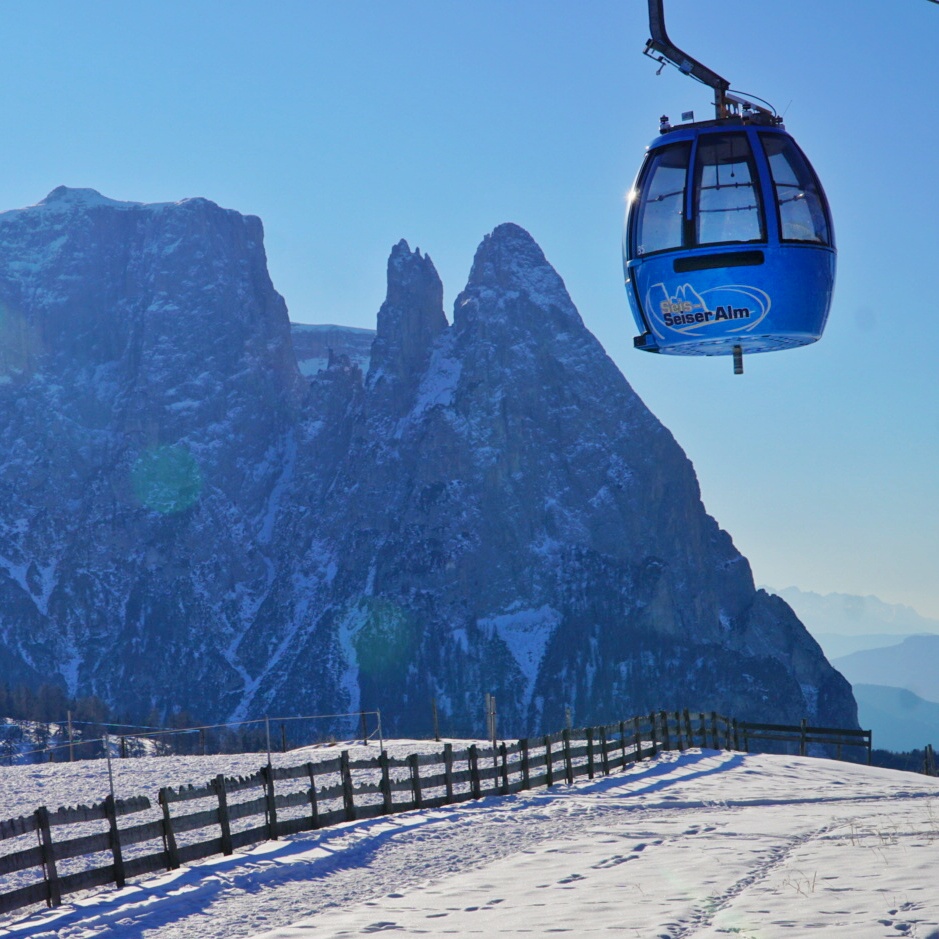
top-left (0, 189), bottom-right (857, 736)
top-left (0, 188), bottom-right (303, 715)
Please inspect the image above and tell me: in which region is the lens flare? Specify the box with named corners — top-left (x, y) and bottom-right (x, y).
top-left (130, 445), bottom-right (203, 514)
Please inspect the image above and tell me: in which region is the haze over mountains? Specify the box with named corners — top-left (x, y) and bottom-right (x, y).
top-left (832, 637), bottom-right (939, 706)
top-left (767, 586), bottom-right (939, 751)
top-left (0, 188), bottom-right (856, 737)
top-left (767, 586), bottom-right (939, 659)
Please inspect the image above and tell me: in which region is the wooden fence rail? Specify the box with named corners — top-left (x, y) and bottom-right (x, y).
top-left (0, 710), bottom-right (870, 920)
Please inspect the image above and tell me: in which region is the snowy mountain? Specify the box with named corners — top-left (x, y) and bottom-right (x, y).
top-left (0, 189), bottom-right (856, 736)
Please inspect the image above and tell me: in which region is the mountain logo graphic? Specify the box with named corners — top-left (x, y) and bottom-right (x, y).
top-left (645, 282), bottom-right (771, 337)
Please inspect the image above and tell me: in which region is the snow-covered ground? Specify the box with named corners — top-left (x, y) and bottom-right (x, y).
top-left (2, 746), bottom-right (939, 937)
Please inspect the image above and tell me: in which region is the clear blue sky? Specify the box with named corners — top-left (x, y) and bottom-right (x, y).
top-left (1, 2), bottom-right (937, 616)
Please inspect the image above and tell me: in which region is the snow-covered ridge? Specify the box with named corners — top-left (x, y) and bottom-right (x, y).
top-left (290, 322), bottom-right (375, 377)
top-left (290, 324), bottom-right (375, 337)
top-left (0, 186), bottom-right (232, 220)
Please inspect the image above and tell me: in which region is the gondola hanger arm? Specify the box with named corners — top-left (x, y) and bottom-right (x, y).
top-left (644, 0), bottom-right (731, 117)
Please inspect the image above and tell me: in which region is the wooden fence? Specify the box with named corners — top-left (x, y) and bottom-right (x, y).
top-left (925, 744), bottom-right (937, 777)
top-left (0, 709), bottom-right (870, 920)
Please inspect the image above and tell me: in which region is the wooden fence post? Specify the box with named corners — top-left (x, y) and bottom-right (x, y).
top-left (306, 762), bottom-right (320, 827)
top-left (599, 727), bottom-right (610, 775)
top-left (158, 789), bottom-right (180, 870)
top-left (469, 744), bottom-right (481, 798)
top-left (619, 721), bottom-right (628, 769)
top-left (379, 751), bottom-right (393, 813)
top-left (586, 727), bottom-right (595, 779)
top-left (648, 712), bottom-right (658, 758)
top-left (260, 764), bottom-right (279, 840)
top-left (698, 712), bottom-right (706, 748)
top-left (710, 711), bottom-right (719, 750)
top-left (407, 754), bottom-right (423, 809)
top-left (499, 742), bottom-right (509, 794)
top-left (443, 742), bottom-right (454, 801)
top-left (659, 711), bottom-right (671, 751)
top-left (340, 750), bottom-right (356, 821)
top-left (35, 806), bottom-right (61, 908)
top-left (544, 736), bottom-right (554, 787)
top-left (925, 743), bottom-right (936, 777)
top-left (562, 728), bottom-right (574, 784)
top-left (684, 709), bottom-right (693, 746)
top-left (103, 795), bottom-right (126, 888)
top-left (724, 715), bottom-right (732, 751)
top-left (213, 774), bottom-right (233, 855)
top-left (520, 738), bottom-right (531, 789)
top-left (633, 717), bottom-right (642, 762)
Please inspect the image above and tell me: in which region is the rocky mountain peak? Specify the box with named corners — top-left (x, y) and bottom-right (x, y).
top-left (39, 186), bottom-right (119, 207)
top-left (455, 223), bottom-right (583, 337)
top-left (367, 239), bottom-right (447, 409)
top-left (0, 196), bottom-right (857, 738)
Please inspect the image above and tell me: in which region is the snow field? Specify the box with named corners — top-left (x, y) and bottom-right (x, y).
top-left (0, 739), bottom-right (470, 912)
top-left (2, 747), bottom-right (939, 937)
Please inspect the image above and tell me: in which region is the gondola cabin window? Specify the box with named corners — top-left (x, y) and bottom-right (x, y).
top-left (634, 142), bottom-right (690, 255)
top-left (761, 133), bottom-right (832, 245)
top-left (693, 133), bottom-right (765, 246)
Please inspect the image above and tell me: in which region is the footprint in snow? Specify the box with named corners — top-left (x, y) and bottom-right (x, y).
top-left (590, 854), bottom-right (631, 870)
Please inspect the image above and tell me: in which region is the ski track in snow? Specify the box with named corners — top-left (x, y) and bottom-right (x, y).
top-left (2, 749), bottom-right (939, 938)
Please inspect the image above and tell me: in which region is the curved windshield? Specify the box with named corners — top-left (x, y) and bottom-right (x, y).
top-left (632, 142), bottom-right (690, 256)
top-left (761, 133), bottom-right (832, 245)
top-left (693, 133), bottom-right (765, 245)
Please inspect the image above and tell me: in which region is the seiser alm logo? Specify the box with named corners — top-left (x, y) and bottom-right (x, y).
top-left (646, 282), bottom-right (771, 336)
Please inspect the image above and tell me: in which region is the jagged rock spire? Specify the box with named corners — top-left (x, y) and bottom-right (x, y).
top-left (0, 197), bottom-right (857, 738)
top-left (368, 240), bottom-right (447, 413)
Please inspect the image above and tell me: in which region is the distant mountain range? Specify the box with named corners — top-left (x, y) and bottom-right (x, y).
top-left (832, 636), bottom-right (939, 706)
top-left (853, 684), bottom-right (939, 753)
top-left (765, 586), bottom-right (939, 659)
